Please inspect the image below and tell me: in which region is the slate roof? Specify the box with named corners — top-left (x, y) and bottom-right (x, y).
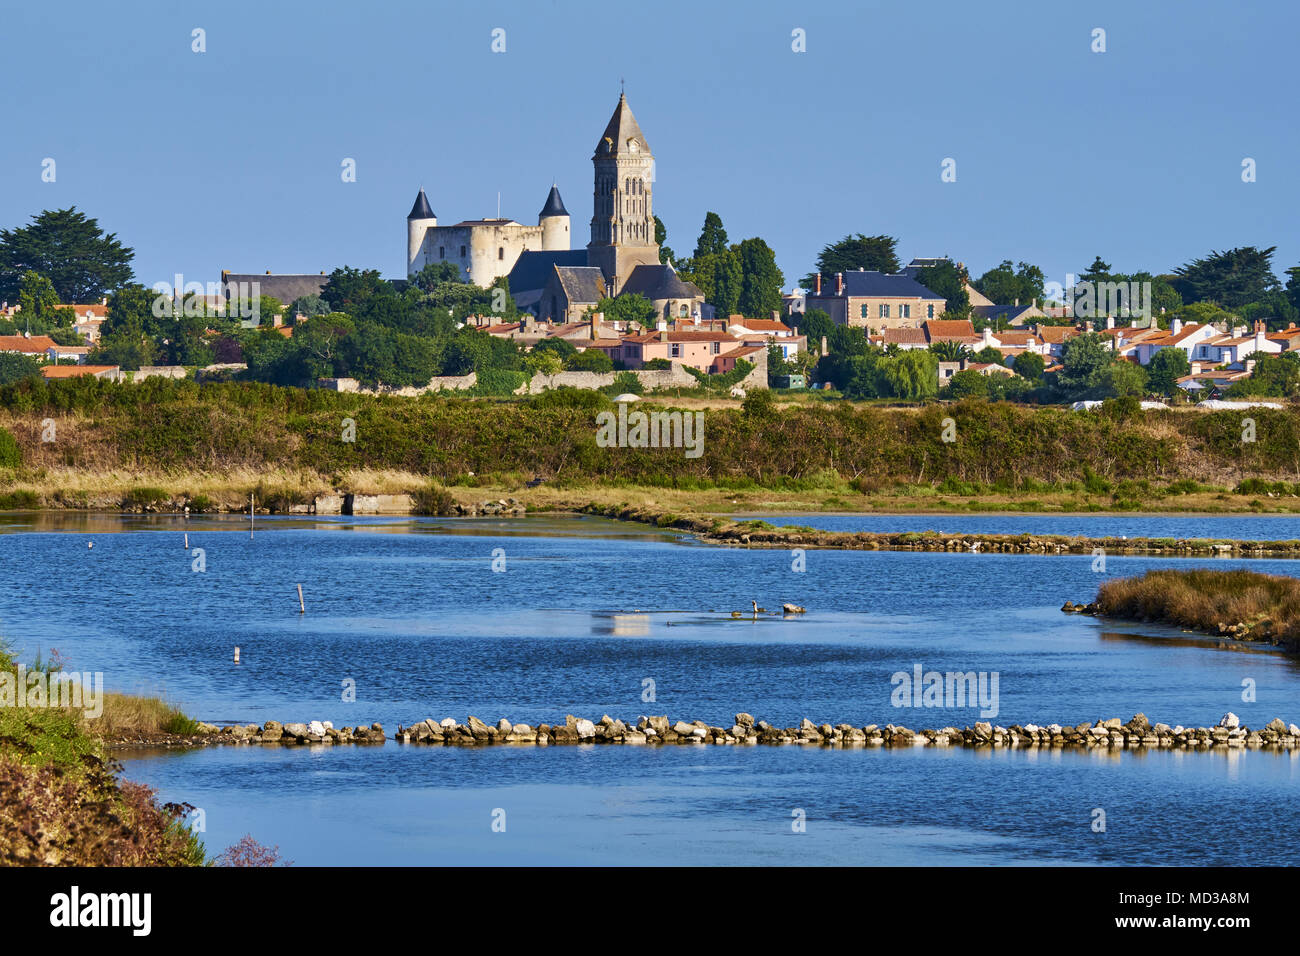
top-left (539, 185), bottom-right (568, 218)
top-left (620, 264), bottom-right (703, 301)
top-left (596, 93), bottom-right (650, 157)
top-left (507, 250), bottom-right (588, 294)
top-left (221, 273), bottom-right (328, 307)
top-left (407, 189), bottom-right (435, 220)
top-left (553, 266), bottom-right (606, 304)
top-left (813, 270), bottom-right (946, 300)
top-left (973, 304), bottom-right (1037, 324)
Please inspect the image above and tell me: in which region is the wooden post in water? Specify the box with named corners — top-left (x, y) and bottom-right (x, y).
top-left (297, 584), bottom-right (305, 614)
top-left (184, 532), bottom-right (189, 549)
top-left (234, 646), bottom-right (241, 664)
top-left (249, 492), bottom-right (254, 539)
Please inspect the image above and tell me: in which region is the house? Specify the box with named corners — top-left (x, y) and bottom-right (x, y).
top-left (1035, 325), bottom-right (1083, 360)
top-left (40, 364), bottom-right (122, 382)
top-left (0, 334), bottom-right (58, 356)
top-left (612, 330), bottom-right (738, 372)
top-left (723, 316), bottom-right (804, 359)
top-left (804, 270), bottom-right (947, 329)
top-left (46, 345), bottom-right (90, 364)
top-left (1132, 320), bottom-right (1221, 366)
top-left (1190, 321), bottom-right (1280, 368)
top-left (872, 327), bottom-right (930, 350)
top-left (922, 319), bottom-right (980, 346)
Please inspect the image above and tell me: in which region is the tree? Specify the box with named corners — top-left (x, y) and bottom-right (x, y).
top-left (710, 249), bottom-right (743, 317)
top-left (592, 293), bottom-right (656, 328)
top-left (1225, 352), bottom-right (1300, 398)
top-left (1079, 256), bottom-right (1113, 284)
top-left (974, 260), bottom-right (1045, 306)
top-left (1146, 348), bottom-right (1190, 395)
top-left (410, 261), bottom-right (462, 291)
top-left (915, 261), bottom-right (970, 318)
top-left (16, 271), bottom-right (75, 331)
top-left (877, 350), bottom-right (938, 400)
top-left (735, 237), bottom-right (784, 317)
top-left (321, 267), bottom-right (392, 312)
top-left (0, 353), bottom-right (42, 385)
top-left (654, 216), bottom-right (675, 266)
top-left (1012, 351), bottom-right (1045, 382)
top-left (797, 309), bottom-right (834, 350)
top-left (1100, 361), bottom-right (1147, 398)
top-left (564, 349), bottom-right (614, 373)
top-left (944, 369), bottom-right (995, 400)
top-left (692, 212), bottom-right (728, 260)
top-left (1056, 332), bottom-right (1115, 395)
top-left (0, 207), bottom-right (134, 303)
top-left (970, 346), bottom-right (1004, 365)
top-left (1286, 266), bottom-right (1300, 312)
top-left (928, 340), bottom-right (969, 362)
top-left (803, 234), bottom-right (899, 290)
top-left (1171, 247), bottom-right (1280, 308)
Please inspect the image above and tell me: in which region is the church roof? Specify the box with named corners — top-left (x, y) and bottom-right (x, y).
top-left (407, 189), bottom-right (435, 220)
top-left (507, 250), bottom-right (588, 294)
top-left (595, 93), bottom-right (650, 157)
top-left (620, 264), bottom-right (702, 302)
top-left (539, 185), bottom-right (568, 218)
top-left (552, 265), bottom-right (606, 304)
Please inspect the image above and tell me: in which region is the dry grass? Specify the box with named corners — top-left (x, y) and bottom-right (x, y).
top-left (89, 691), bottom-right (198, 737)
top-left (1096, 569), bottom-right (1300, 648)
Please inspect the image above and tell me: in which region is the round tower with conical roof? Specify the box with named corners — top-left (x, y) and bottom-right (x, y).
top-left (406, 189), bottom-right (437, 276)
top-left (538, 184), bottom-right (570, 252)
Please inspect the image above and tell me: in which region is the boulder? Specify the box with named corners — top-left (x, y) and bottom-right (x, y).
top-left (308, 720), bottom-right (327, 737)
top-left (1265, 717), bottom-right (1287, 734)
top-left (283, 723), bottom-right (308, 737)
top-left (735, 713), bottom-right (755, 728)
top-left (466, 715), bottom-right (490, 736)
top-left (1219, 712), bottom-right (1240, 729)
top-left (574, 718), bottom-right (597, 739)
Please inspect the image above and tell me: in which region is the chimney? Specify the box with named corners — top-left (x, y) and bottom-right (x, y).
top-left (820, 334), bottom-right (828, 356)
top-left (982, 327), bottom-right (993, 346)
top-left (1014, 298), bottom-right (1019, 307)
top-left (1233, 324), bottom-right (1246, 338)
top-left (1084, 320), bottom-right (1093, 332)
top-left (771, 310), bottom-right (780, 321)
top-left (834, 272), bottom-right (844, 296)
top-left (1255, 325), bottom-right (1265, 350)
top-left (1190, 361), bottom-right (1201, 375)
top-left (589, 313), bottom-right (599, 339)
top-left (1171, 317), bottom-right (1182, 335)
top-left (1106, 315), bottom-right (1114, 330)
top-left (814, 273), bottom-right (822, 295)
top-left (659, 329), bottom-right (668, 342)
top-left (1245, 359), bottom-right (1257, 374)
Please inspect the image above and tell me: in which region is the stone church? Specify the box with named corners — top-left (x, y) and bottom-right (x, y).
top-left (405, 93), bottom-right (703, 325)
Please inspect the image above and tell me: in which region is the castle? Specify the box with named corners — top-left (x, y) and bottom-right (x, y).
top-left (405, 93), bottom-right (703, 324)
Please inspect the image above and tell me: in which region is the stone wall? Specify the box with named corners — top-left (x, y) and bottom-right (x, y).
top-left (133, 366), bottom-right (188, 381)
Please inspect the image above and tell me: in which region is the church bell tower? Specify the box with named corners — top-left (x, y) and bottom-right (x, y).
top-left (587, 93), bottom-right (661, 295)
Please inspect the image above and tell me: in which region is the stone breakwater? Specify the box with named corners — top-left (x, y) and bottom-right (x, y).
top-left (393, 711), bottom-right (1300, 751)
top-left (580, 504), bottom-right (1300, 558)
top-left (193, 720), bottom-right (387, 744)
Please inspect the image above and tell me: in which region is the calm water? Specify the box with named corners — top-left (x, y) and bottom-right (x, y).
top-left (2, 512), bottom-right (1298, 866)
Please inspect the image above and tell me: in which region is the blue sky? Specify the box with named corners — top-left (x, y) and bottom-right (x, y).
top-left (4, 0), bottom-right (1297, 297)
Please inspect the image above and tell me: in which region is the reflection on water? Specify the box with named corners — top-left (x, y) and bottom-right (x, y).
top-left (2, 512), bottom-right (1298, 865)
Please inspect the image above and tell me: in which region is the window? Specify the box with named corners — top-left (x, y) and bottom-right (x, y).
top-left (670, 344), bottom-right (681, 358)
top-left (901, 305), bottom-right (911, 319)
top-left (711, 342), bottom-right (720, 354)
top-left (498, 247), bottom-right (504, 260)
top-left (860, 304), bottom-right (868, 319)
top-left (679, 304), bottom-right (688, 317)
top-left (438, 247), bottom-right (445, 259)
top-left (460, 246), bottom-right (466, 257)
top-left (927, 304), bottom-right (935, 319)
top-left (879, 304), bottom-right (890, 318)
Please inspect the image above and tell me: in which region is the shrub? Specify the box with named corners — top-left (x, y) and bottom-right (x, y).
top-left (0, 427), bottom-right (19, 468)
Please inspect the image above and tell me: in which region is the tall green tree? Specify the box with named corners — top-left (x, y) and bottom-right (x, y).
top-left (0, 207), bottom-right (134, 303)
top-left (1171, 246), bottom-right (1279, 308)
top-left (735, 237), bottom-right (784, 317)
top-left (974, 260), bottom-right (1044, 306)
top-left (803, 234), bottom-right (899, 290)
top-left (915, 261), bottom-right (970, 317)
top-left (654, 216), bottom-right (675, 265)
top-left (692, 212), bottom-right (728, 260)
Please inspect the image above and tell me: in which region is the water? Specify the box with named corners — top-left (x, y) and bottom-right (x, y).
top-left (2, 512), bottom-right (1297, 865)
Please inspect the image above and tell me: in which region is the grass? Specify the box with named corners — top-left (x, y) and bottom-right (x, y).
top-left (1095, 569), bottom-right (1300, 649)
top-left (0, 645), bottom-right (208, 865)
